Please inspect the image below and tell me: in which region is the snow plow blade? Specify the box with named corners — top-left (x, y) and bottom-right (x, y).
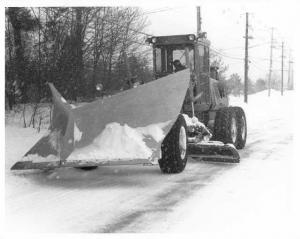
top-left (188, 141), bottom-right (240, 163)
top-left (11, 69), bottom-right (191, 170)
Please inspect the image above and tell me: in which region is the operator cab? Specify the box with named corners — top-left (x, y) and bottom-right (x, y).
top-left (147, 33), bottom-right (228, 121)
top-left (146, 34), bottom-right (209, 79)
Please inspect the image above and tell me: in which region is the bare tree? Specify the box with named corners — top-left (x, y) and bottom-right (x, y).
top-left (5, 6), bottom-right (151, 108)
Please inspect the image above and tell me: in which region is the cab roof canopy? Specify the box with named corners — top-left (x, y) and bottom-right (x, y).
top-left (146, 34), bottom-right (210, 47)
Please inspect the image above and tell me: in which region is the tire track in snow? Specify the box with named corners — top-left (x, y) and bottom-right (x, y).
top-left (97, 114), bottom-right (293, 233)
top-left (96, 162), bottom-right (236, 232)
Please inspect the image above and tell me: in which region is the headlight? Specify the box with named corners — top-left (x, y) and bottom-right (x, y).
top-left (151, 37), bottom-right (157, 43)
top-left (96, 83), bottom-right (103, 91)
top-left (188, 35), bottom-right (195, 41)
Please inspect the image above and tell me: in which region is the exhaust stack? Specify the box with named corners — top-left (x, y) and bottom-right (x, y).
top-left (197, 6), bottom-right (202, 36)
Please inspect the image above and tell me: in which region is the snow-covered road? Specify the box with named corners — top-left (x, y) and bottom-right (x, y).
top-left (5, 90), bottom-right (294, 235)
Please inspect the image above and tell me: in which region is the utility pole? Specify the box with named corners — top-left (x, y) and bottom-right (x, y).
top-left (288, 56), bottom-right (291, 89)
top-left (291, 61), bottom-right (294, 90)
top-left (244, 12), bottom-right (249, 103)
top-left (197, 6), bottom-right (202, 35)
top-left (281, 41), bottom-right (284, 95)
top-left (268, 28), bottom-right (274, 97)
top-left (38, 7), bottom-right (41, 99)
top-left (288, 56), bottom-right (294, 90)
top-left (123, 52), bottom-right (132, 88)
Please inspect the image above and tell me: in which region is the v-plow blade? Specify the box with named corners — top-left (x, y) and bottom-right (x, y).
top-left (11, 70), bottom-right (191, 170)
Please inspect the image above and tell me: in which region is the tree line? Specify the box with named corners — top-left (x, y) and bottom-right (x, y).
top-left (5, 7), bottom-right (153, 110)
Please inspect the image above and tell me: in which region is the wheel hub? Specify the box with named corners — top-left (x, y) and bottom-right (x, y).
top-left (179, 126), bottom-right (187, 160)
top-left (231, 117), bottom-right (237, 143)
top-left (241, 116), bottom-right (246, 140)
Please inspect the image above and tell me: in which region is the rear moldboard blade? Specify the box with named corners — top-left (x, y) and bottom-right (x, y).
top-left (188, 141), bottom-right (240, 163)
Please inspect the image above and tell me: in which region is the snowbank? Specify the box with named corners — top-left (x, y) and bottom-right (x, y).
top-left (230, 89), bottom-right (294, 133)
top-left (5, 103), bottom-right (51, 129)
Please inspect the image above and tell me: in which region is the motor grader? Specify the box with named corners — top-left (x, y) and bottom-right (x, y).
top-left (146, 33), bottom-right (247, 173)
top-left (11, 32), bottom-right (247, 174)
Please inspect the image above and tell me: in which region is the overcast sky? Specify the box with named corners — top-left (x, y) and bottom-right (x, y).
top-left (142, 0), bottom-right (295, 81)
top-left (2, 0), bottom-right (296, 82)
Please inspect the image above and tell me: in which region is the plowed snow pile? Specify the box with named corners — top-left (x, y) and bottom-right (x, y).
top-left (68, 121), bottom-right (171, 161)
top-left (70, 123), bottom-right (152, 160)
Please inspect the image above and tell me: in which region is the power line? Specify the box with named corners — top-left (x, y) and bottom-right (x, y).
top-left (249, 42), bottom-right (270, 48)
top-left (219, 41), bottom-right (270, 52)
top-left (131, 47), bottom-right (152, 55)
top-left (100, 7), bottom-right (188, 38)
top-left (250, 57), bottom-right (281, 63)
top-left (142, 7), bottom-right (183, 16)
top-left (211, 46), bottom-right (283, 68)
top-left (250, 60), bottom-right (267, 73)
top-left (211, 50), bottom-right (282, 64)
top-left (142, 7), bottom-right (171, 14)
top-left (220, 46), bottom-right (244, 51)
top-left (102, 18), bottom-right (152, 37)
top-left (210, 47), bottom-right (244, 61)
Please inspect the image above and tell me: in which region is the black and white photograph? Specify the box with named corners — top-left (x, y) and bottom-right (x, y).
top-left (2, 0), bottom-right (299, 237)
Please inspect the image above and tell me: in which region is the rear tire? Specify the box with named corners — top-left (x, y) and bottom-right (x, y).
top-left (232, 107), bottom-right (247, 149)
top-left (214, 107), bottom-right (247, 149)
top-left (159, 114), bottom-right (188, 174)
top-left (213, 107), bottom-right (237, 145)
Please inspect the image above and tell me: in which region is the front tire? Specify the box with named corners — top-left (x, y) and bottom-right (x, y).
top-left (159, 114), bottom-right (188, 174)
